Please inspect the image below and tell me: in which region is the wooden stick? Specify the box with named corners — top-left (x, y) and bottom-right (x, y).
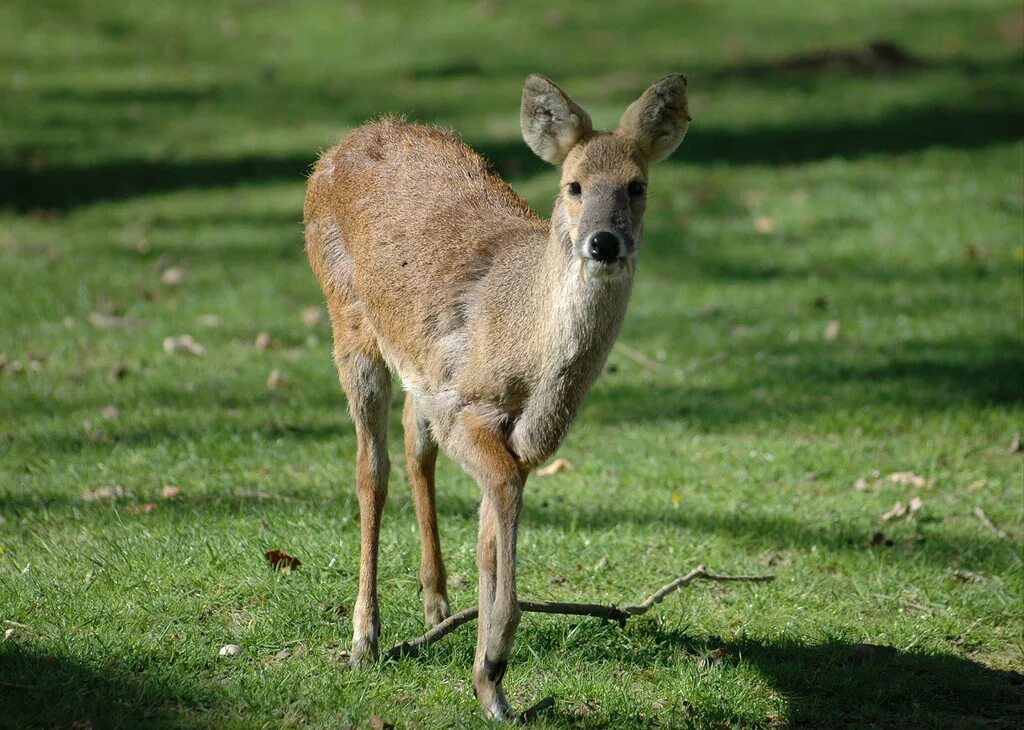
top-left (974, 507), bottom-right (1009, 539)
top-left (386, 564), bottom-right (773, 661)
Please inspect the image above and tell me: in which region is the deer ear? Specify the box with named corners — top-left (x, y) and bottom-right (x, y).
top-left (618, 74), bottom-right (690, 163)
top-left (520, 75), bottom-right (593, 165)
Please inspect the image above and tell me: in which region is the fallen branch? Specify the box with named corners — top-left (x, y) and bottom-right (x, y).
top-left (387, 565), bottom-right (773, 661)
top-left (974, 507), bottom-right (1008, 539)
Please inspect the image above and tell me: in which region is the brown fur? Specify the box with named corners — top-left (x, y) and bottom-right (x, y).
top-left (304, 74), bottom-right (688, 720)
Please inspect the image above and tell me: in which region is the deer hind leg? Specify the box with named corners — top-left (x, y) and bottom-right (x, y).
top-left (330, 303), bottom-right (392, 667)
top-left (403, 394), bottom-right (451, 627)
top-left (455, 411), bottom-right (525, 722)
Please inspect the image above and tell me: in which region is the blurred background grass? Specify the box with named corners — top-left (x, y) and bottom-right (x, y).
top-left (1, 1), bottom-right (1022, 728)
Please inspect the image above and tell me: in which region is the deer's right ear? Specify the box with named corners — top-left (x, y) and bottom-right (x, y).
top-left (520, 75), bottom-right (593, 165)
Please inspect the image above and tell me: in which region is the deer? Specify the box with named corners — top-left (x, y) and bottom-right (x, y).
top-left (303, 73), bottom-right (690, 720)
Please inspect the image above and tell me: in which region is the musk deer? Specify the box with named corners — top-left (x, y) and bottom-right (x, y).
top-left (304, 73), bottom-right (689, 720)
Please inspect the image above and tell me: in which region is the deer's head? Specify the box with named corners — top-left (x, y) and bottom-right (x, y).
top-left (521, 74), bottom-right (690, 281)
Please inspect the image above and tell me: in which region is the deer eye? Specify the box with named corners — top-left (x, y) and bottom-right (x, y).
top-left (628, 180), bottom-right (646, 198)
top-left (567, 181), bottom-right (582, 197)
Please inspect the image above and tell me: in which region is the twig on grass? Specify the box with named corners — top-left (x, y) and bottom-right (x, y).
top-left (386, 564), bottom-right (773, 661)
top-left (973, 507), bottom-right (1009, 539)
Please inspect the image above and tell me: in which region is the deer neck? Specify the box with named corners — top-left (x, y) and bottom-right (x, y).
top-left (509, 202), bottom-right (634, 466)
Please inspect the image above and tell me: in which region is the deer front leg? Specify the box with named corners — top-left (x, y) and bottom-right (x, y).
top-left (457, 412), bottom-right (524, 721)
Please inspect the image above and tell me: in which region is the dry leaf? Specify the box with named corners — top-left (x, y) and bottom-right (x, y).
top-left (219, 644), bottom-right (243, 657)
top-left (754, 216), bottom-right (777, 234)
top-left (273, 648), bottom-right (291, 661)
top-left (880, 502), bottom-right (907, 522)
top-left (82, 486), bottom-right (129, 502)
top-left (369, 716), bottom-right (394, 730)
top-left (699, 647), bottom-right (729, 668)
top-left (301, 306), bottom-right (324, 327)
top-left (887, 471), bottom-right (929, 488)
top-left (853, 477), bottom-right (872, 491)
top-left (824, 320), bottom-right (841, 341)
top-left (125, 503), bottom-right (158, 515)
top-left (163, 335), bottom-right (205, 356)
top-left (536, 458), bottom-right (574, 477)
top-left (265, 549), bottom-right (302, 571)
top-left (197, 313), bottom-right (221, 327)
top-left (881, 497), bottom-right (923, 522)
top-left (100, 405), bottom-right (120, 420)
top-left (87, 312), bottom-right (138, 329)
top-left (4, 628), bottom-right (15, 641)
top-left (266, 369), bottom-right (287, 390)
top-left (160, 267), bottom-right (186, 287)
top-left (968, 479), bottom-right (987, 492)
top-left (953, 569), bottom-right (983, 583)
top-left (254, 332), bottom-right (273, 350)
top-left (162, 485), bottom-right (183, 499)
top-left (1010, 432), bottom-right (1023, 454)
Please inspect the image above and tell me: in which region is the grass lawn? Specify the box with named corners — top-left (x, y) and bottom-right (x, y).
top-left (1, 1), bottom-right (1022, 727)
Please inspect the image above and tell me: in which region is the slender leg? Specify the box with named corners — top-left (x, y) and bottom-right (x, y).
top-left (457, 412), bottom-right (525, 721)
top-left (331, 307), bottom-right (392, 667)
top-left (403, 394), bottom-right (450, 626)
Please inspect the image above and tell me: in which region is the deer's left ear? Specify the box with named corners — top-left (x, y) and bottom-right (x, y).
top-left (618, 74), bottom-right (690, 163)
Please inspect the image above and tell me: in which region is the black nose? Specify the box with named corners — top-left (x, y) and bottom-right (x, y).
top-left (588, 231), bottom-right (621, 263)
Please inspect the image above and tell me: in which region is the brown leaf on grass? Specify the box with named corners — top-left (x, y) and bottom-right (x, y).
top-left (82, 486), bottom-right (129, 502)
top-left (880, 502), bottom-right (907, 522)
top-left (272, 648), bottom-right (291, 661)
top-left (88, 312), bottom-right (139, 329)
top-left (880, 496), bottom-right (924, 523)
top-left (824, 320), bottom-right (841, 342)
top-left (160, 266), bottom-right (186, 287)
top-left (369, 716), bottom-right (395, 730)
top-left (968, 479), bottom-right (987, 492)
top-left (254, 332), bottom-right (273, 350)
top-left (1010, 432), bottom-right (1022, 454)
top-left (953, 569), bottom-right (985, 583)
top-left (753, 216), bottom-right (777, 234)
top-left (301, 306), bottom-right (324, 327)
top-left (266, 369), bottom-right (287, 390)
top-left (125, 503), bottom-right (158, 515)
top-left (699, 647), bottom-right (729, 668)
top-left (887, 471), bottom-right (932, 488)
top-left (100, 405), bottom-right (120, 421)
top-left (163, 335), bottom-right (205, 356)
top-left (853, 477), bottom-right (872, 492)
top-left (161, 485), bottom-right (183, 499)
top-left (265, 549), bottom-right (302, 572)
top-left (536, 458), bottom-right (574, 477)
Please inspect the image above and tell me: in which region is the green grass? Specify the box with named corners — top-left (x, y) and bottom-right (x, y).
top-left (1, 1), bottom-right (1022, 727)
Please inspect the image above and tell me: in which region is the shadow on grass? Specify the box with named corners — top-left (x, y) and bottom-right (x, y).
top-left (0, 644), bottom-right (215, 729)
top-left (1, 101), bottom-right (1020, 212)
top-left (518, 620), bottom-right (1024, 727)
